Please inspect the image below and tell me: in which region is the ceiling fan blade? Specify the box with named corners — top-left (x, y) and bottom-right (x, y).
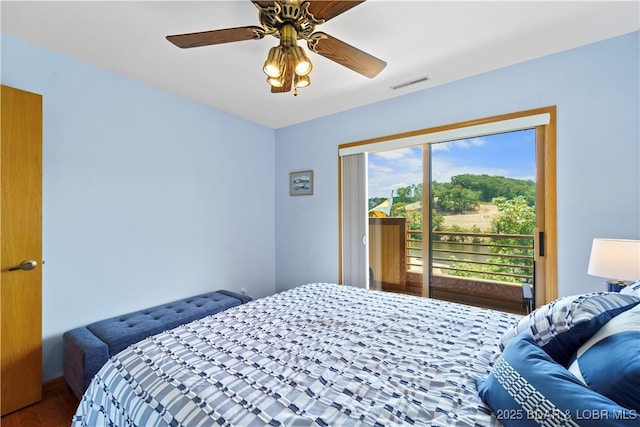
top-left (271, 83), bottom-right (291, 93)
top-left (306, 1), bottom-right (365, 21)
top-left (308, 32), bottom-right (386, 78)
top-left (167, 26), bottom-right (264, 48)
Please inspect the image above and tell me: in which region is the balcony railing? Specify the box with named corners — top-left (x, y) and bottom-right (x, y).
top-left (406, 230), bottom-right (535, 284)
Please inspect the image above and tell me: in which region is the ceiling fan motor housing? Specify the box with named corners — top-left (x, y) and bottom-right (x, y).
top-left (258, 0), bottom-right (323, 41)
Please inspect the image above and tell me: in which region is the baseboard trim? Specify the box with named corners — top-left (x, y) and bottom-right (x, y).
top-left (42, 376), bottom-right (68, 394)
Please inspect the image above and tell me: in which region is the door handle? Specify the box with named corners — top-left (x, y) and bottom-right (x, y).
top-left (8, 260), bottom-right (38, 271)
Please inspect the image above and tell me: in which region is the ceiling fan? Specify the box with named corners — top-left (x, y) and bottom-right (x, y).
top-left (166, 0), bottom-right (387, 94)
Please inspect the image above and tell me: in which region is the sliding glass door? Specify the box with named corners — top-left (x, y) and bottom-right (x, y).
top-left (340, 107), bottom-right (557, 312)
top-left (427, 130), bottom-right (536, 313)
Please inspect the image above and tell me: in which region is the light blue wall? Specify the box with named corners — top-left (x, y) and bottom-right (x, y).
top-left (1, 34), bottom-right (276, 381)
top-left (275, 32), bottom-right (640, 296)
top-left (3, 30), bottom-right (639, 383)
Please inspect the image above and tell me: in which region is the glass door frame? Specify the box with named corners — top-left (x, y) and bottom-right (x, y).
top-left (339, 106), bottom-right (557, 306)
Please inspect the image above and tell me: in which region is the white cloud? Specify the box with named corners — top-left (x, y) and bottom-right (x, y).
top-left (371, 147), bottom-right (416, 160)
top-left (367, 147), bottom-right (425, 197)
top-left (431, 159), bottom-right (511, 183)
top-left (367, 162), bottom-right (395, 174)
top-left (431, 137), bottom-right (486, 151)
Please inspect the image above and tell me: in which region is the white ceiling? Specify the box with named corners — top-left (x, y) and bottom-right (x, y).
top-left (2, 1), bottom-right (638, 129)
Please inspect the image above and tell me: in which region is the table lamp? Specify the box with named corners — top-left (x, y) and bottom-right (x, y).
top-left (587, 238), bottom-right (640, 292)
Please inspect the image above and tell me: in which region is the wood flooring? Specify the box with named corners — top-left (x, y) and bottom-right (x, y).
top-left (1, 378), bottom-right (78, 427)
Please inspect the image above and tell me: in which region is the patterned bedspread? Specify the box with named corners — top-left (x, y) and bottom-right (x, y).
top-left (72, 283), bottom-right (519, 426)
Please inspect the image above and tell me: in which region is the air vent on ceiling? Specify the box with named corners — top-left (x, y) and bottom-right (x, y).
top-left (390, 76), bottom-right (430, 90)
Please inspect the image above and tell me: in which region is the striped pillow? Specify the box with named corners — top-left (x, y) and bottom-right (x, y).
top-left (499, 292), bottom-right (640, 366)
top-left (621, 280), bottom-right (640, 297)
top-left (568, 304), bottom-right (640, 411)
top-left (477, 333), bottom-right (639, 427)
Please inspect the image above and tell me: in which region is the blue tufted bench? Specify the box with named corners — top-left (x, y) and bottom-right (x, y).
top-left (63, 289), bottom-right (251, 399)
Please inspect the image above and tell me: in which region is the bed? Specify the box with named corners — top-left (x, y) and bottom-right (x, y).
top-left (71, 282), bottom-right (640, 426)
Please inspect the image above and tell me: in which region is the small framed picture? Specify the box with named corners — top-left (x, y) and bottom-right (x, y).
top-left (290, 170), bottom-right (313, 196)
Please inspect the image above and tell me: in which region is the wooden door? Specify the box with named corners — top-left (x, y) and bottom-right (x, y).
top-left (1, 85), bottom-right (43, 415)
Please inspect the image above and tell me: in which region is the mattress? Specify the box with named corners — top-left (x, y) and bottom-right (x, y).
top-left (72, 283), bottom-right (520, 426)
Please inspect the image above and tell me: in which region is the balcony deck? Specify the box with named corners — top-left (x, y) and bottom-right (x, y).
top-left (369, 219), bottom-right (534, 315)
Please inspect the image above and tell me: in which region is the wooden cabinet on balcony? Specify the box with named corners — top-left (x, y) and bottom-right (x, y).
top-left (368, 217), bottom-right (407, 293)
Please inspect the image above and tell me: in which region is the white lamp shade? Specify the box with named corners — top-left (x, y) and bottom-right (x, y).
top-left (588, 238), bottom-right (640, 280)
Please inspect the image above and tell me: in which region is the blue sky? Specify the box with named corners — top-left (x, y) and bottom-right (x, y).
top-left (367, 129), bottom-right (536, 198)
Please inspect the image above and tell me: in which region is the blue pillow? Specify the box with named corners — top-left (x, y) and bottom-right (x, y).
top-left (477, 333), bottom-right (639, 426)
top-left (498, 292), bottom-right (640, 366)
top-left (568, 304), bottom-right (640, 411)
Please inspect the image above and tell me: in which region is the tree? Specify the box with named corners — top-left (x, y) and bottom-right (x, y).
top-left (390, 202), bottom-right (407, 218)
top-left (491, 196), bottom-right (536, 235)
top-left (431, 210), bottom-right (444, 232)
top-left (443, 196), bottom-right (535, 283)
top-left (488, 196), bottom-right (535, 269)
top-left (436, 184), bottom-right (480, 214)
top-left (450, 174), bottom-right (536, 205)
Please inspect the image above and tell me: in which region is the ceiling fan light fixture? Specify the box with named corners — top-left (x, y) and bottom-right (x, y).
top-left (267, 75), bottom-right (285, 88)
top-left (267, 61), bottom-right (287, 87)
top-left (294, 74), bottom-right (310, 88)
top-left (290, 45), bottom-right (312, 76)
top-left (263, 46), bottom-right (285, 78)
top-left (167, 1), bottom-right (387, 94)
